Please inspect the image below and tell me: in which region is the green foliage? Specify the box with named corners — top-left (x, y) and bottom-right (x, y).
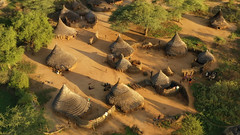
top-left (8, 70), bottom-right (29, 90)
top-left (214, 36), bottom-right (226, 45)
top-left (15, 61), bottom-right (37, 74)
top-left (192, 81), bottom-right (240, 125)
top-left (0, 25), bottom-right (24, 65)
top-left (228, 32), bottom-right (237, 40)
top-left (172, 115), bottom-right (204, 135)
top-left (0, 71), bottom-right (9, 84)
top-left (149, 22), bottom-right (182, 37)
top-left (35, 88), bottom-right (56, 106)
top-left (12, 11), bottom-right (53, 52)
top-left (214, 4), bottom-right (240, 23)
top-left (16, 89), bottom-right (38, 105)
top-left (166, 0), bottom-right (208, 20)
top-left (109, 0), bottom-right (168, 35)
top-left (21, 0), bottom-right (55, 14)
top-left (182, 36), bottom-right (207, 51)
top-left (0, 105), bottom-right (48, 135)
top-left (0, 88), bottom-right (17, 113)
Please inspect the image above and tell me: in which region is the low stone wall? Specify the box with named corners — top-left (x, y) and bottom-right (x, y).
top-left (77, 105), bottom-right (116, 129)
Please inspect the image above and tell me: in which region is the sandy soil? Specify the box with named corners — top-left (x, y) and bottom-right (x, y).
top-left (23, 9), bottom-right (235, 135)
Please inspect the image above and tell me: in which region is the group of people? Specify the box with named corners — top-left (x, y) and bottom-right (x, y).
top-left (205, 71), bottom-right (217, 80)
top-left (180, 74), bottom-right (193, 84)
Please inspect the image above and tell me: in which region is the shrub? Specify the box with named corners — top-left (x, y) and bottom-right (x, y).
top-left (8, 70), bottom-right (29, 90)
top-left (172, 115), bottom-right (204, 135)
top-left (149, 22), bottom-right (182, 38)
top-left (228, 33), bottom-right (237, 40)
top-left (214, 36), bottom-right (226, 45)
top-left (0, 88), bottom-right (18, 113)
top-left (15, 61), bottom-right (37, 74)
top-left (16, 90), bottom-right (38, 105)
top-left (0, 71), bottom-right (9, 84)
top-left (182, 36), bottom-right (207, 51)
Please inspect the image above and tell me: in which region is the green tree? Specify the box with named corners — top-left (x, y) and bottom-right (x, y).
top-left (109, 0), bottom-right (168, 36)
top-left (0, 105), bottom-right (47, 135)
top-left (8, 69), bottom-right (29, 90)
top-left (173, 115), bottom-right (204, 135)
top-left (0, 26), bottom-right (24, 65)
top-left (21, 0), bottom-right (55, 14)
top-left (12, 11), bottom-right (53, 52)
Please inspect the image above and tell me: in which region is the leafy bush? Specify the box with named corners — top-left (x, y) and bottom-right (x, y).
top-left (149, 22), bottom-right (182, 37)
top-left (214, 36), bottom-right (226, 45)
top-left (172, 115), bottom-right (204, 135)
top-left (12, 11), bottom-right (53, 52)
top-left (0, 105), bottom-right (48, 135)
top-left (16, 90), bottom-right (38, 105)
top-left (192, 81), bottom-right (240, 125)
top-left (8, 70), bottom-right (29, 90)
top-left (228, 33), bottom-right (237, 40)
top-left (35, 88), bottom-right (56, 106)
top-left (15, 61), bottom-right (37, 74)
top-left (182, 36), bottom-right (207, 51)
top-left (0, 88), bottom-right (17, 113)
top-left (0, 71), bottom-right (9, 84)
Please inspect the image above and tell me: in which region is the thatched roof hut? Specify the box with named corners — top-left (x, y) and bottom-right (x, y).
top-left (197, 50), bottom-right (215, 64)
top-left (151, 70), bottom-right (171, 89)
top-left (85, 11), bottom-right (97, 24)
top-left (60, 5), bottom-right (80, 23)
top-left (109, 35), bottom-right (134, 57)
top-left (210, 10), bottom-right (228, 29)
top-left (72, 0), bottom-right (90, 15)
top-left (106, 79), bottom-right (144, 113)
top-left (54, 18), bottom-right (77, 38)
top-left (165, 33), bottom-right (188, 56)
top-left (224, 125), bottom-right (240, 135)
top-left (46, 45), bottom-right (77, 71)
top-left (115, 54), bottom-right (132, 71)
top-left (52, 84), bottom-right (90, 121)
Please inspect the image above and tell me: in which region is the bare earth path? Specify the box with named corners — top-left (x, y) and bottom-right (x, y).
top-left (24, 11), bottom-right (234, 135)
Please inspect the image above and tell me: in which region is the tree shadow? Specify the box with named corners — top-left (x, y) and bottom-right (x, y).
top-left (182, 14), bottom-right (210, 27)
top-left (25, 47), bottom-right (52, 66)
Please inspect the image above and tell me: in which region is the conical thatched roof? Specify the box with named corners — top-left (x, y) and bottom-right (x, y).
top-left (60, 5), bottom-right (80, 22)
top-left (72, 0), bottom-right (90, 15)
top-left (85, 11), bottom-right (97, 24)
top-left (106, 79), bottom-right (144, 113)
top-left (197, 50), bottom-right (215, 64)
top-left (54, 18), bottom-right (77, 37)
top-left (109, 35), bottom-right (134, 57)
top-left (166, 33), bottom-right (188, 56)
top-left (115, 54), bottom-right (132, 71)
top-left (52, 84), bottom-right (90, 120)
top-left (210, 10), bottom-right (228, 29)
top-left (46, 45), bottom-right (77, 71)
top-left (151, 70), bottom-right (170, 89)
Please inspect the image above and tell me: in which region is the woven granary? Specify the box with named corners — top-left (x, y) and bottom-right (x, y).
top-left (52, 84), bottom-right (90, 121)
top-left (115, 54), bottom-right (132, 72)
top-left (165, 33), bottom-right (188, 56)
top-left (106, 79), bottom-right (144, 113)
top-left (46, 45), bottom-right (77, 71)
top-left (197, 50), bottom-right (215, 64)
top-left (109, 34), bottom-right (134, 57)
top-left (151, 70), bottom-right (171, 89)
top-left (210, 10), bottom-right (228, 29)
top-left (85, 11), bottom-right (97, 24)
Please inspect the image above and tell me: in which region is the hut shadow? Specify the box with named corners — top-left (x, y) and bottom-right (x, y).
top-left (76, 29), bottom-right (111, 54)
top-left (25, 47), bottom-right (52, 66)
top-left (71, 47), bottom-right (108, 67)
top-left (182, 14), bottom-right (209, 27)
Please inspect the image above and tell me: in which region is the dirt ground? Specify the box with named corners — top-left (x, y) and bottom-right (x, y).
top-left (24, 9), bottom-right (235, 135)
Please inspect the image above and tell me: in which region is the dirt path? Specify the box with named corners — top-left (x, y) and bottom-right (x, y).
top-left (23, 10), bottom-right (236, 135)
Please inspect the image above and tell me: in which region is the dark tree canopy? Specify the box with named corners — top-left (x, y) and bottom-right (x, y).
top-left (12, 11), bottom-right (53, 52)
top-left (0, 25), bottom-right (24, 65)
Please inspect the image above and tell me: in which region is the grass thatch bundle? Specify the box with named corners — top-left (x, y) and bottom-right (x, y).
top-left (52, 84), bottom-right (90, 121)
top-left (110, 34), bottom-right (134, 57)
top-left (210, 10), bottom-right (228, 29)
top-left (46, 45), bottom-right (77, 71)
top-left (106, 79), bottom-right (144, 113)
top-left (166, 33), bottom-right (188, 56)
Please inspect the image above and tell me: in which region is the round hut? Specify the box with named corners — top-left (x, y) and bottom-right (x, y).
top-left (115, 54), bottom-right (132, 72)
top-left (165, 33), bottom-right (188, 56)
top-left (210, 10), bottom-right (228, 29)
top-left (46, 45), bottom-right (77, 71)
top-left (106, 79), bottom-right (144, 113)
top-left (151, 70), bottom-right (171, 93)
top-left (109, 34), bottom-right (134, 57)
top-left (60, 5), bottom-right (80, 24)
top-left (85, 11), bottom-right (97, 24)
top-left (72, 0), bottom-right (90, 15)
top-left (52, 84), bottom-right (90, 121)
top-left (197, 50), bottom-right (215, 64)
top-left (54, 18), bottom-right (77, 39)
